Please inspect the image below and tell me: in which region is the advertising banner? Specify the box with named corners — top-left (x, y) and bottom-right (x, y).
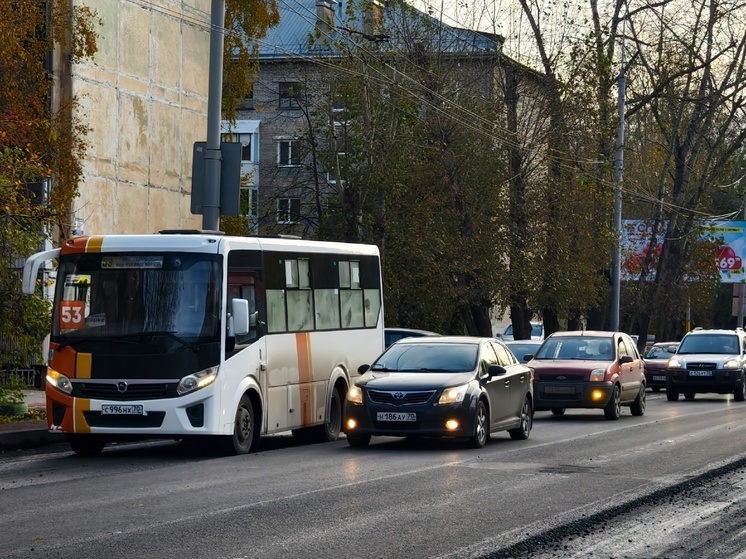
top-left (621, 220), bottom-right (746, 283)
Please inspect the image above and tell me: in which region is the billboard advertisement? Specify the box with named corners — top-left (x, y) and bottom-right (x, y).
top-left (621, 220), bottom-right (746, 283)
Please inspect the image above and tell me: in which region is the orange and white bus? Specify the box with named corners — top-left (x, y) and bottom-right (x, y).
top-left (22, 231), bottom-right (384, 455)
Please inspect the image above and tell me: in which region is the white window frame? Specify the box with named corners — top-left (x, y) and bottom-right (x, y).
top-left (277, 139), bottom-right (302, 167)
top-left (277, 198), bottom-right (301, 224)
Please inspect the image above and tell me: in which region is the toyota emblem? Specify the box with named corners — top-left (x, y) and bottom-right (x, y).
top-left (393, 391), bottom-right (404, 399)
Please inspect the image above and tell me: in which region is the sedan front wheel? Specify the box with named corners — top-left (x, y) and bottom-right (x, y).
top-left (468, 399), bottom-right (488, 448)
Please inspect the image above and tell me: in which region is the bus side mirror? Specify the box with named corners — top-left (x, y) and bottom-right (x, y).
top-left (231, 299), bottom-right (250, 336)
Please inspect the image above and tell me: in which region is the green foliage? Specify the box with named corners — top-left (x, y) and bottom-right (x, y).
top-left (0, 3), bottom-right (96, 367)
top-left (0, 374), bottom-right (26, 406)
top-left (223, 0), bottom-right (280, 123)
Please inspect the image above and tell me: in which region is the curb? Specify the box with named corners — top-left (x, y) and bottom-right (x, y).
top-left (0, 428), bottom-right (67, 451)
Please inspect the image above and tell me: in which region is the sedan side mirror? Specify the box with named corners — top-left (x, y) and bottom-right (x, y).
top-left (488, 364), bottom-right (507, 377)
top-left (524, 354), bottom-right (534, 362)
top-left (619, 355), bottom-right (633, 364)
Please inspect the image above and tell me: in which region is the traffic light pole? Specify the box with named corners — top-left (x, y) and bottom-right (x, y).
top-left (202, 0), bottom-right (225, 232)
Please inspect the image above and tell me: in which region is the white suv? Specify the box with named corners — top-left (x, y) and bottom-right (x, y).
top-left (666, 328), bottom-right (746, 402)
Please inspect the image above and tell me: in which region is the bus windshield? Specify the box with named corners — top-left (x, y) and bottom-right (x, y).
top-left (53, 252), bottom-right (222, 347)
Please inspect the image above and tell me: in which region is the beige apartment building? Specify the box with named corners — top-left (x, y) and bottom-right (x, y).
top-left (66, 0), bottom-right (209, 236)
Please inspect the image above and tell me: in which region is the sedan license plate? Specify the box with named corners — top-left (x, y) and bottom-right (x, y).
top-left (544, 385), bottom-right (574, 395)
top-left (101, 404), bottom-right (144, 415)
top-left (377, 412), bottom-right (416, 422)
top-left (652, 375), bottom-right (666, 381)
top-left (689, 370), bottom-right (713, 377)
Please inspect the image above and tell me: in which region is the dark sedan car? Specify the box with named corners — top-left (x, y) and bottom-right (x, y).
top-left (384, 327), bottom-right (441, 348)
top-left (344, 336), bottom-right (533, 448)
top-left (504, 340), bottom-right (543, 364)
top-left (643, 342), bottom-right (679, 392)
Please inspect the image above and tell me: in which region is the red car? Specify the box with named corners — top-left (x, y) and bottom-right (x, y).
top-left (643, 342), bottom-right (679, 392)
top-left (528, 331), bottom-right (646, 420)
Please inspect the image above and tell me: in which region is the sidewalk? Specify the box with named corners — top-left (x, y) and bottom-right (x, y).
top-left (0, 389), bottom-right (66, 451)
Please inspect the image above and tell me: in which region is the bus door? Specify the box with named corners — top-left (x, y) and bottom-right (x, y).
top-left (226, 267), bottom-right (269, 424)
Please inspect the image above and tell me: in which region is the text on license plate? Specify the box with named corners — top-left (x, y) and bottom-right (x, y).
top-left (544, 386), bottom-right (574, 394)
top-left (689, 370), bottom-right (713, 377)
top-left (102, 404), bottom-right (144, 415)
top-left (377, 412), bottom-right (416, 422)
top-left (652, 375), bottom-right (666, 381)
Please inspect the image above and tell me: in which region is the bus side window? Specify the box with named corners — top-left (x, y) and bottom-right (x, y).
top-left (227, 272), bottom-right (262, 345)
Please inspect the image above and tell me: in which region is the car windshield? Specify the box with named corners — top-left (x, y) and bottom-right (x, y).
top-left (677, 334), bottom-right (739, 355)
top-left (371, 343), bottom-right (478, 372)
top-left (645, 346), bottom-right (676, 359)
top-left (534, 336), bottom-right (614, 361)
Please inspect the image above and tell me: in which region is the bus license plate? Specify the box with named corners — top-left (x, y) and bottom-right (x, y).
top-left (102, 404), bottom-right (144, 415)
top-left (689, 371), bottom-right (713, 377)
top-left (377, 412), bottom-right (416, 422)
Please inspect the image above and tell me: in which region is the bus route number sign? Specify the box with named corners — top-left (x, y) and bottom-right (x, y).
top-left (59, 300), bottom-right (86, 330)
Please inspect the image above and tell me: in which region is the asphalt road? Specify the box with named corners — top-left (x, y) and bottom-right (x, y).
top-left (2, 391), bottom-right (746, 559)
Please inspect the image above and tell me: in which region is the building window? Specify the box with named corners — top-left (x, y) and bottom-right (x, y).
top-left (240, 187), bottom-right (258, 218)
top-left (279, 82), bottom-right (301, 109)
top-left (277, 139), bottom-right (302, 167)
top-left (277, 198), bottom-right (300, 224)
top-left (221, 132), bottom-right (254, 162)
top-left (238, 89), bottom-right (254, 110)
top-left (236, 133), bottom-right (253, 162)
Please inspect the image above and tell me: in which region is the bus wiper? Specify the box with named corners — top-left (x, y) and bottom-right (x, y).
top-left (116, 331), bottom-right (201, 353)
top-left (56, 336), bottom-right (141, 351)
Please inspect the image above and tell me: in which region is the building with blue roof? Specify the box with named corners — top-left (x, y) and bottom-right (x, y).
top-left (222, 0), bottom-right (544, 236)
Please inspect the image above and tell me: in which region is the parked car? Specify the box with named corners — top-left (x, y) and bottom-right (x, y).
top-left (528, 330), bottom-right (646, 420)
top-left (504, 340), bottom-right (543, 364)
top-left (643, 342), bottom-right (679, 392)
top-left (344, 336), bottom-right (533, 448)
top-left (384, 327), bottom-right (441, 348)
top-left (665, 328), bottom-right (746, 401)
top-left (499, 322), bottom-right (544, 341)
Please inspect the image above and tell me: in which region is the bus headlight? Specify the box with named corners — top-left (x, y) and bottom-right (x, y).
top-left (177, 367), bottom-right (218, 395)
top-left (47, 368), bottom-right (72, 395)
top-left (347, 385), bottom-right (363, 405)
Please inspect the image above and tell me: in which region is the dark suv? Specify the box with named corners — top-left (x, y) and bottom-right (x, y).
top-left (666, 328), bottom-right (746, 401)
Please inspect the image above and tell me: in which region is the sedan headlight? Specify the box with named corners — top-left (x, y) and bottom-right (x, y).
top-left (347, 385), bottom-right (363, 405)
top-left (589, 369), bottom-right (606, 382)
top-left (438, 384), bottom-right (468, 405)
top-left (177, 367), bottom-right (218, 395)
top-left (668, 359), bottom-right (682, 369)
top-left (47, 368), bottom-right (72, 394)
top-left (724, 359), bottom-right (739, 369)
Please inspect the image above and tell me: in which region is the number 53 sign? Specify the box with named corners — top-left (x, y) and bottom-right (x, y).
top-left (59, 301), bottom-right (85, 330)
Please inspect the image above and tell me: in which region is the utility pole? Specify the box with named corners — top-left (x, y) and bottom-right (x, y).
top-left (610, 61), bottom-right (626, 332)
top-left (202, 0), bottom-right (226, 232)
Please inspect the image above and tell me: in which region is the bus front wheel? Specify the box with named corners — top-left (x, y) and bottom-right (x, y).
top-left (219, 394), bottom-right (257, 455)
